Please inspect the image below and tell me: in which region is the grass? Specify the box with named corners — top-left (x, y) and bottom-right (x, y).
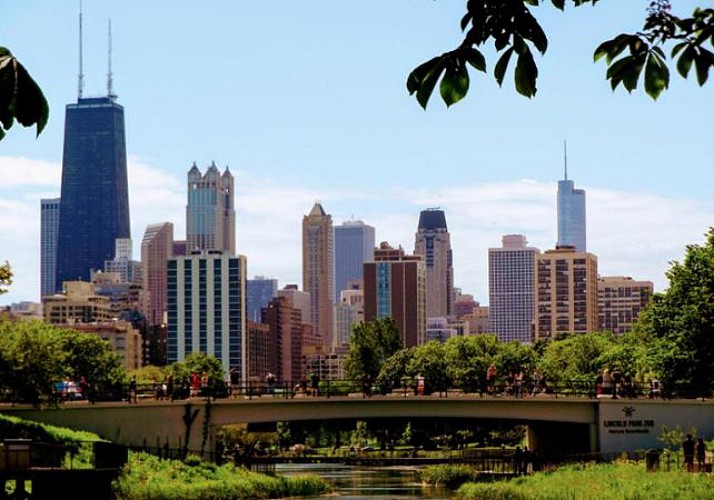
top-left (113, 452), bottom-right (332, 500)
top-left (418, 464), bottom-right (482, 488)
top-left (455, 461), bottom-right (714, 500)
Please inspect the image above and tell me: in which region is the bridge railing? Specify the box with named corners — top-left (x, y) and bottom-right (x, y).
top-left (2, 378), bottom-right (709, 405)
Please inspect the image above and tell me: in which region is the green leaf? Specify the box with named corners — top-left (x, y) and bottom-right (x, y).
top-left (407, 55), bottom-right (447, 109)
top-left (494, 47), bottom-right (515, 87)
top-left (440, 60), bottom-right (470, 107)
top-left (551, 0), bottom-right (565, 11)
top-left (460, 12), bottom-right (472, 31)
top-left (12, 60), bottom-right (49, 135)
top-left (671, 42), bottom-right (688, 58)
top-left (593, 40), bottom-right (613, 63)
top-left (462, 48), bottom-right (486, 73)
top-left (514, 48), bottom-right (538, 97)
top-left (694, 51), bottom-right (710, 86)
top-left (676, 46), bottom-right (696, 78)
top-left (644, 52), bottom-right (669, 99)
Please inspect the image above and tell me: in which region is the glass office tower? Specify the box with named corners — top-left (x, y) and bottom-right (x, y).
top-left (55, 96), bottom-right (130, 291)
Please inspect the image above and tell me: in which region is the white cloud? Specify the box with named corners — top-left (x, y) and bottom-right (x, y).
top-left (2, 158), bottom-right (713, 306)
top-left (0, 157), bottom-right (61, 187)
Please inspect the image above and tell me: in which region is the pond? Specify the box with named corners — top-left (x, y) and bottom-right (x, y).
top-left (276, 463), bottom-right (452, 499)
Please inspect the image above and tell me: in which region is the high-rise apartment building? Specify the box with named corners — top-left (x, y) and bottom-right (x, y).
top-left (40, 198), bottom-right (61, 298)
top-left (167, 252), bottom-right (247, 376)
top-left (414, 209), bottom-right (454, 318)
top-left (261, 295), bottom-right (305, 383)
top-left (55, 96), bottom-right (130, 292)
top-left (334, 220), bottom-right (375, 301)
top-left (598, 276), bottom-right (654, 334)
top-left (141, 222), bottom-right (174, 327)
top-left (43, 281), bottom-right (112, 325)
top-left (557, 158), bottom-right (586, 252)
top-left (104, 238), bottom-right (142, 285)
top-left (534, 246), bottom-right (598, 340)
top-left (363, 242), bottom-right (426, 347)
top-left (334, 288), bottom-right (364, 349)
top-left (302, 203), bottom-right (334, 349)
top-left (186, 162), bottom-right (235, 255)
top-left (247, 276), bottom-right (278, 323)
top-left (488, 234), bottom-right (540, 343)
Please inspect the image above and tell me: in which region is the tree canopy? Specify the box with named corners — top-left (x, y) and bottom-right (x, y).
top-left (408, 1), bottom-right (714, 108)
top-left (0, 261), bottom-right (11, 294)
top-left (0, 320), bottom-right (126, 405)
top-left (344, 318), bottom-right (403, 385)
top-left (635, 228), bottom-right (714, 395)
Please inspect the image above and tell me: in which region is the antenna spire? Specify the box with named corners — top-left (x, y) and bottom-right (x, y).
top-left (107, 18), bottom-right (115, 98)
top-left (78, 0), bottom-right (84, 99)
top-left (563, 139), bottom-right (568, 181)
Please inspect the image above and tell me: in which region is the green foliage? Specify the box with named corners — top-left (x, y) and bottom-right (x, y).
top-left (0, 320), bottom-right (67, 405)
top-left (538, 332), bottom-right (615, 385)
top-left (129, 365), bottom-right (168, 384)
top-left (0, 319), bottom-right (127, 405)
top-left (61, 329), bottom-right (126, 393)
top-left (418, 464), bottom-right (480, 489)
top-left (409, 2), bottom-right (713, 108)
top-left (113, 452), bottom-right (331, 500)
top-left (375, 347), bottom-right (414, 393)
top-left (410, 341), bottom-right (450, 393)
top-left (167, 352), bottom-right (225, 387)
top-left (344, 318), bottom-right (403, 384)
top-left (456, 461), bottom-right (714, 499)
top-left (0, 261), bottom-right (11, 294)
top-left (635, 229), bottom-right (714, 395)
top-left (443, 334), bottom-right (500, 392)
top-left (0, 48), bottom-right (49, 141)
top-left (0, 413), bottom-right (104, 445)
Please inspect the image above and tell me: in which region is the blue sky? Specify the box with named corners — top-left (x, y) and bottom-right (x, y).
top-left (1, 1), bottom-right (713, 306)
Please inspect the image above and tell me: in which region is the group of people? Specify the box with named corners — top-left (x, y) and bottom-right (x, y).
top-left (290, 371), bottom-right (321, 397)
top-left (682, 434), bottom-right (708, 472)
top-left (485, 364), bottom-right (549, 397)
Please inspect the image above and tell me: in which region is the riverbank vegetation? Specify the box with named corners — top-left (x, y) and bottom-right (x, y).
top-left (113, 452), bottom-right (331, 500)
top-left (455, 461), bottom-right (714, 499)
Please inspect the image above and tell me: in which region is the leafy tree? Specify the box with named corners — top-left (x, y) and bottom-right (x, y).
top-left (408, 1), bottom-right (714, 108)
top-left (0, 261), bottom-right (11, 294)
top-left (443, 334), bottom-right (501, 392)
top-left (0, 47), bottom-right (48, 140)
top-left (61, 329), bottom-right (126, 394)
top-left (538, 331), bottom-right (614, 384)
top-left (0, 320), bottom-right (65, 405)
top-left (495, 340), bottom-right (537, 378)
top-left (375, 347), bottom-right (415, 394)
top-left (167, 352), bottom-right (225, 388)
top-left (635, 229), bottom-right (714, 395)
top-left (409, 341), bottom-right (450, 393)
top-left (344, 318), bottom-right (403, 385)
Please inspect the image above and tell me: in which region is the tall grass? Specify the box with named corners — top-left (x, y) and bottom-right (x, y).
top-left (456, 462), bottom-right (714, 500)
top-left (113, 452), bottom-right (332, 500)
top-left (418, 464), bottom-right (481, 488)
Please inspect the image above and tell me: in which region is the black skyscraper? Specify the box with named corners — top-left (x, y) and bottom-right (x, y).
top-left (55, 96), bottom-right (130, 291)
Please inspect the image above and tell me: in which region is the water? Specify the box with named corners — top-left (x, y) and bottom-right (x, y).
top-left (276, 463), bottom-right (452, 500)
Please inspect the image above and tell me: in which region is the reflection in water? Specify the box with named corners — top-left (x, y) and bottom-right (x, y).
top-left (277, 463), bottom-right (452, 500)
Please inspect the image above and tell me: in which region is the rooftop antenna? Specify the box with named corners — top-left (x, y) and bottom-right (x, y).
top-left (78, 0), bottom-right (84, 99)
top-left (563, 139), bottom-right (568, 181)
top-left (107, 18), bottom-right (116, 99)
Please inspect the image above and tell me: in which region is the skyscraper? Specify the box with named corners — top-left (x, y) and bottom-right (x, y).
top-left (302, 203), bottom-right (334, 349)
top-left (247, 276), bottom-right (278, 323)
top-left (534, 246), bottom-right (598, 340)
top-left (414, 208), bottom-right (454, 318)
top-left (40, 198), bottom-right (61, 298)
top-left (141, 222), bottom-right (174, 326)
top-left (333, 220), bottom-right (375, 301)
top-left (488, 234), bottom-right (539, 343)
top-left (363, 242), bottom-right (426, 347)
top-left (186, 162), bottom-right (235, 255)
top-left (557, 145), bottom-right (586, 252)
top-left (167, 253), bottom-right (247, 376)
top-left (598, 276), bottom-right (654, 334)
top-left (55, 95), bottom-right (130, 292)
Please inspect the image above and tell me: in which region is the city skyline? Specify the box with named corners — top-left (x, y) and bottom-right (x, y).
top-left (2, 2), bottom-right (713, 306)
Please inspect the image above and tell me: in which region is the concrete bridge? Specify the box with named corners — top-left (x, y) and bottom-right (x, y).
top-left (3, 395), bottom-right (714, 455)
